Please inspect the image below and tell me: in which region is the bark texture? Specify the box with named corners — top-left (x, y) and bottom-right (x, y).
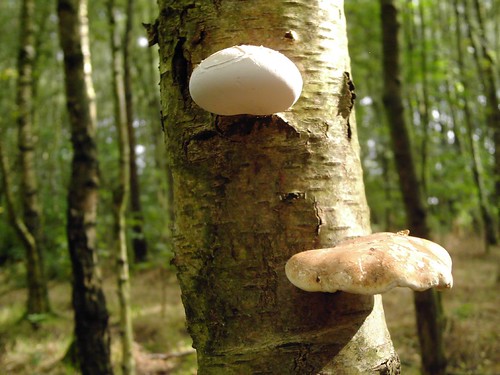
top-left (108, 1), bottom-right (135, 374)
top-left (57, 0), bottom-right (113, 373)
top-left (16, 0), bottom-right (50, 315)
top-left (158, 1), bottom-right (399, 373)
top-left (380, 1), bottom-right (447, 374)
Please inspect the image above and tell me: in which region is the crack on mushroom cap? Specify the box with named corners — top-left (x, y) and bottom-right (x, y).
top-left (285, 232), bottom-right (453, 295)
top-left (188, 45), bottom-right (303, 115)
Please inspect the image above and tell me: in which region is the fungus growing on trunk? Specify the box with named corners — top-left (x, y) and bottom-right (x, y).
top-left (189, 45), bottom-right (303, 115)
top-left (285, 231), bottom-right (453, 295)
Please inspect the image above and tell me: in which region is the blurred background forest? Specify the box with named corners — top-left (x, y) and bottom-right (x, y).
top-left (0, 0), bottom-right (498, 374)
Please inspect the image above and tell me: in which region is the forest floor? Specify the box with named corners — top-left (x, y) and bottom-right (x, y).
top-left (383, 234), bottom-right (499, 375)
top-left (0, 233), bottom-right (498, 375)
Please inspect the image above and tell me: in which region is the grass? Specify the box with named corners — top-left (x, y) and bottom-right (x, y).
top-left (0, 266), bottom-right (196, 375)
top-left (0, 233), bottom-right (498, 374)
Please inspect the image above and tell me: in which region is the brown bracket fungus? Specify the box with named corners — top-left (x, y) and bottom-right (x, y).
top-left (188, 45), bottom-right (303, 115)
top-left (285, 231), bottom-right (453, 295)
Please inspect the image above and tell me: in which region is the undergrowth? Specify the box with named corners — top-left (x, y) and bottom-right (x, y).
top-left (0, 234), bottom-right (498, 374)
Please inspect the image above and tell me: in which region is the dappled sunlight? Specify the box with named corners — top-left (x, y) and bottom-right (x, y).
top-left (0, 267), bottom-right (197, 375)
top-left (2, 239), bottom-right (497, 374)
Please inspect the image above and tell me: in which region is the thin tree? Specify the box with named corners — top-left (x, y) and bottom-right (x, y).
top-left (415, 0), bottom-right (432, 197)
top-left (124, 0), bottom-right (148, 263)
top-left (134, 27), bottom-right (174, 248)
top-left (107, 0), bottom-right (135, 373)
top-left (158, 0), bottom-right (399, 373)
top-left (57, 0), bottom-right (113, 373)
top-left (402, 0), bottom-right (432, 195)
top-left (468, 0), bottom-right (500, 244)
top-left (16, 0), bottom-right (50, 316)
top-left (452, 0), bottom-right (497, 251)
top-left (379, 0), bottom-right (447, 374)
top-left (0, 134), bottom-right (37, 286)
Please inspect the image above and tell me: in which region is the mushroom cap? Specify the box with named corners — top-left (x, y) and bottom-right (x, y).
top-left (189, 45), bottom-right (303, 115)
top-left (285, 232), bottom-right (453, 295)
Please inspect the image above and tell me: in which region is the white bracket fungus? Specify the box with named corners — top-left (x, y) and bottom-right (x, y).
top-left (285, 231), bottom-right (453, 295)
top-left (188, 45), bottom-right (303, 115)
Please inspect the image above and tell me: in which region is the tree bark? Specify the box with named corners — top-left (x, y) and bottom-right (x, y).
top-left (158, 1), bottom-right (399, 373)
top-left (57, 0), bottom-right (113, 374)
top-left (380, 1), bottom-right (447, 375)
top-left (16, 0), bottom-right (50, 316)
top-left (124, 0), bottom-right (148, 263)
top-left (107, 0), bottom-right (135, 373)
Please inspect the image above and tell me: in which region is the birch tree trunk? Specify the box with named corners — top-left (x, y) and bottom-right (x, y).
top-left (158, 1), bottom-right (399, 373)
top-left (16, 0), bottom-right (50, 316)
top-left (380, 1), bottom-right (447, 374)
top-left (57, 0), bottom-right (113, 373)
top-left (107, 0), bottom-right (135, 373)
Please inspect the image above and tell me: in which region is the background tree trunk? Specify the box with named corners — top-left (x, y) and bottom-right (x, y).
top-left (107, 0), bottom-right (135, 373)
top-left (415, 0), bottom-right (431, 197)
top-left (57, 0), bottom-right (113, 373)
top-left (380, 1), bottom-right (447, 374)
top-left (0, 138), bottom-right (36, 273)
top-left (453, 0), bottom-right (497, 251)
top-left (468, 0), bottom-right (500, 245)
top-left (158, 0), bottom-right (399, 373)
top-left (124, 0), bottom-right (148, 263)
top-left (16, 0), bottom-right (50, 316)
